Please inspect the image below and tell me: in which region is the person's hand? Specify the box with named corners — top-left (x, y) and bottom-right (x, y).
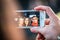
top-left (30, 6), bottom-right (60, 40)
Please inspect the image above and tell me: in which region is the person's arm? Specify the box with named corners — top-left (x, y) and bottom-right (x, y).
top-left (1, 0), bottom-right (26, 40)
top-left (30, 6), bottom-right (60, 40)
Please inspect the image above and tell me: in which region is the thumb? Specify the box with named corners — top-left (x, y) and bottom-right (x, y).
top-left (30, 27), bottom-right (45, 34)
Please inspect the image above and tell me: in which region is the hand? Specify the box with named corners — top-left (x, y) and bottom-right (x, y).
top-left (30, 6), bottom-right (60, 40)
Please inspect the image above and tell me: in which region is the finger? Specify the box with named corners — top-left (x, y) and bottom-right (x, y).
top-left (36, 34), bottom-right (45, 40)
top-left (30, 27), bottom-right (39, 33)
top-left (45, 19), bottom-right (50, 25)
top-left (30, 25), bottom-right (49, 34)
top-left (30, 27), bottom-right (45, 34)
top-left (36, 34), bottom-right (42, 40)
top-left (36, 34), bottom-right (40, 40)
top-left (34, 6), bottom-right (58, 20)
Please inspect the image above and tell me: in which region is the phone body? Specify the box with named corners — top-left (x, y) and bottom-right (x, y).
top-left (15, 10), bottom-right (46, 28)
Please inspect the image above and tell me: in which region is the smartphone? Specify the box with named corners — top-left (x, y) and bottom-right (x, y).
top-left (15, 10), bottom-right (46, 28)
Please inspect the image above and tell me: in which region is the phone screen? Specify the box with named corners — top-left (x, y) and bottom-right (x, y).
top-left (15, 10), bottom-right (45, 28)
